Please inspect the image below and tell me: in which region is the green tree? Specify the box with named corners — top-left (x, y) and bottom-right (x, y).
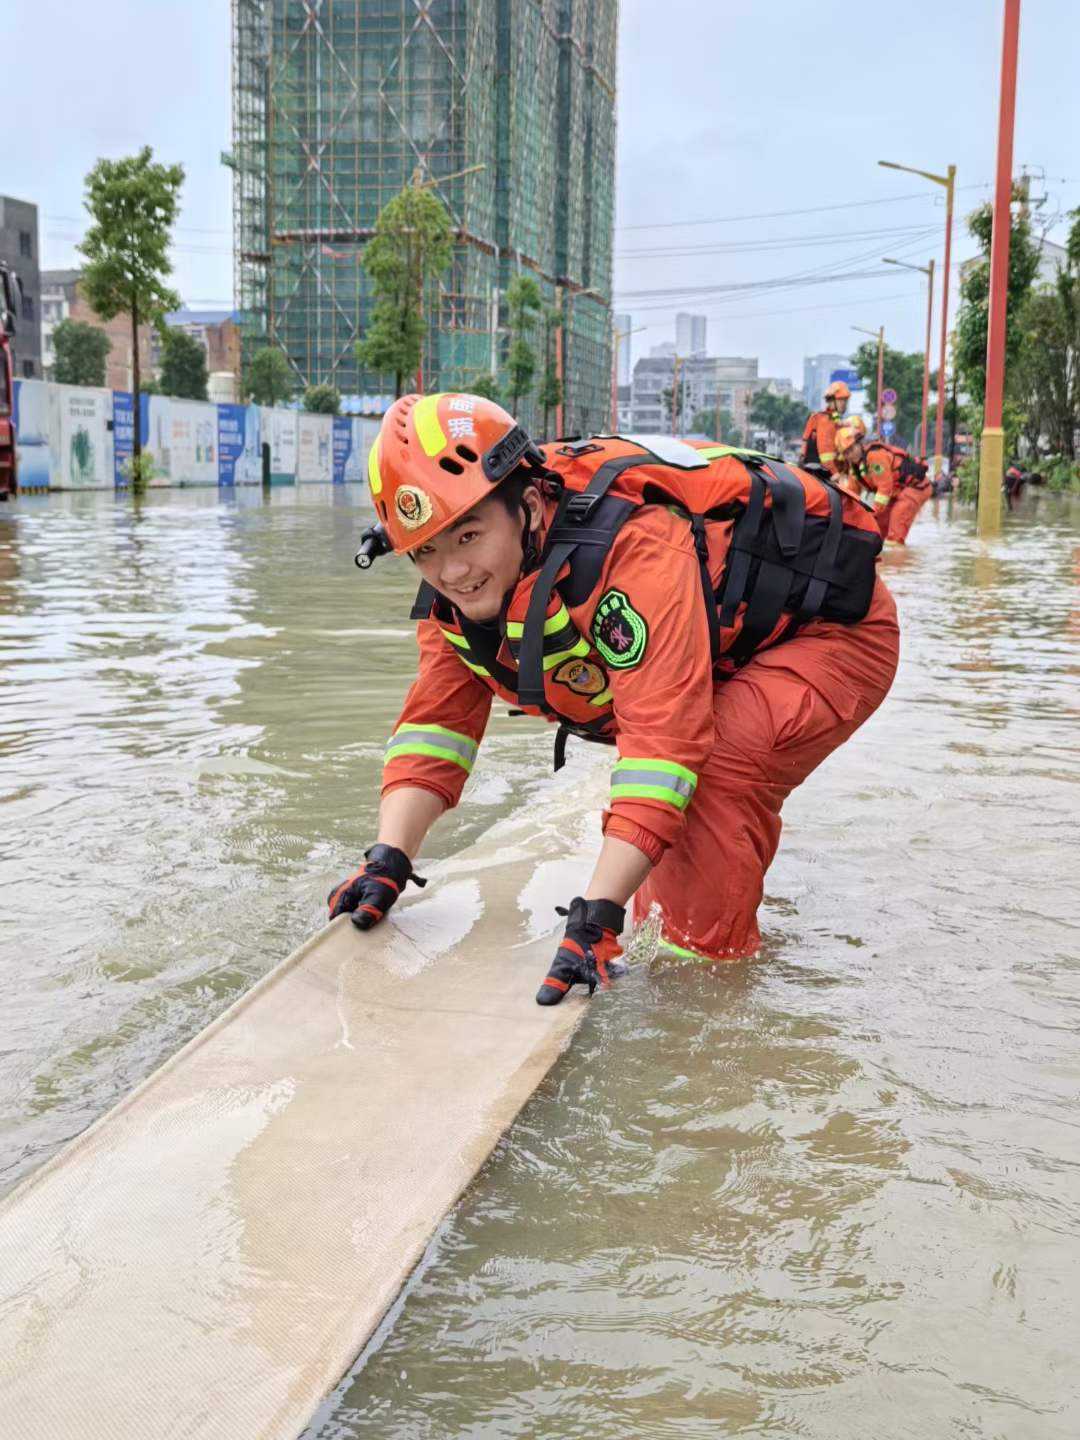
top-left (1014, 208), bottom-right (1080, 459)
top-left (954, 194), bottom-right (1041, 443)
top-left (536, 302), bottom-right (563, 438)
top-left (356, 181), bottom-right (454, 397)
top-left (79, 146), bottom-right (184, 468)
top-left (749, 390), bottom-right (804, 444)
top-left (245, 346), bottom-right (293, 407)
top-left (852, 343), bottom-right (938, 447)
top-left (661, 382), bottom-right (685, 433)
top-left (303, 383), bottom-right (341, 414)
top-left (469, 373), bottom-right (501, 401)
top-left (505, 274), bottom-right (542, 415)
top-left (691, 406), bottom-right (736, 441)
top-left (52, 319), bottom-right (111, 387)
top-left (158, 327), bottom-right (208, 400)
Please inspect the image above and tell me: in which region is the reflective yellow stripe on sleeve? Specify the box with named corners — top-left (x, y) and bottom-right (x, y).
top-left (439, 627), bottom-right (493, 677)
top-left (610, 757), bottom-right (698, 812)
top-left (385, 723), bottom-right (478, 773)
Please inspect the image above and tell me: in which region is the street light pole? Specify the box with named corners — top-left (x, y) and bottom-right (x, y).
top-left (852, 324), bottom-right (885, 433)
top-left (883, 256), bottom-right (936, 458)
top-left (879, 157), bottom-right (957, 479)
top-left (979, 0), bottom-right (1022, 537)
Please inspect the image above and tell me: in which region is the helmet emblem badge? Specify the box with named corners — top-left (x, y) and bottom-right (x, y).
top-left (395, 485), bottom-right (433, 530)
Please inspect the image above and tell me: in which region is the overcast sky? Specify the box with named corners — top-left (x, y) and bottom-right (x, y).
top-left (10, 0), bottom-right (1080, 383)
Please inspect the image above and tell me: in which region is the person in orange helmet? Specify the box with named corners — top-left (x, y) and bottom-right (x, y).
top-left (329, 394), bottom-right (899, 1003)
top-left (800, 380), bottom-right (851, 473)
top-left (831, 416), bottom-right (868, 499)
top-left (834, 424), bottom-right (931, 542)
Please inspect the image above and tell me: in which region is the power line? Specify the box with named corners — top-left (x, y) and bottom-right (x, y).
top-left (616, 222), bottom-right (940, 261)
top-left (615, 182), bottom-right (993, 232)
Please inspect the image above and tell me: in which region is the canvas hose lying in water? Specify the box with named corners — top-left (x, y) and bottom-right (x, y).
top-left (0, 771), bottom-right (607, 1440)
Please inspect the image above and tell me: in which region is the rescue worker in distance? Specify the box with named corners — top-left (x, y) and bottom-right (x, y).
top-left (329, 393), bottom-right (900, 1003)
top-left (800, 380), bottom-right (850, 474)
top-left (834, 423), bottom-right (931, 543)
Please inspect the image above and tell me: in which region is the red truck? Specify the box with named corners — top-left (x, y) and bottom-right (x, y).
top-left (0, 261), bottom-right (21, 499)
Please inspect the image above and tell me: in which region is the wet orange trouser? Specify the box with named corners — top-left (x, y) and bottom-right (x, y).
top-left (634, 578), bottom-right (900, 962)
top-left (887, 483), bottom-right (931, 543)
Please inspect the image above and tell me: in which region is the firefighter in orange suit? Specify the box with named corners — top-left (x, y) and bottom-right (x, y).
top-left (329, 395), bottom-right (900, 1003)
top-left (834, 425), bottom-right (931, 542)
top-left (831, 416), bottom-right (868, 498)
top-left (800, 380), bottom-right (851, 473)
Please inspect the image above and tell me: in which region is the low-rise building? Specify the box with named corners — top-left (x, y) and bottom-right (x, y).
top-left (630, 353), bottom-right (759, 437)
top-left (0, 196), bottom-right (42, 378)
top-left (161, 309), bottom-right (242, 381)
top-left (40, 269), bottom-right (155, 390)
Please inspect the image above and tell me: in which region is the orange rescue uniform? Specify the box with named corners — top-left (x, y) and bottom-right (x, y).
top-left (382, 462), bottom-right (900, 962)
top-left (800, 409), bottom-right (842, 473)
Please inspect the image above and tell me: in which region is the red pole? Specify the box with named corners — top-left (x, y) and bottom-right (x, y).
top-left (978, 0), bottom-right (1021, 535)
top-left (933, 166), bottom-right (956, 474)
top-left (875, 327), bottom-right (884, 432)
top-left (920, 258), bottom-right (935, 460)
top-left (984, 0), bottom-right (1021, 432)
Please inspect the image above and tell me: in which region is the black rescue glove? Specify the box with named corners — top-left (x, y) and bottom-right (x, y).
top-left (535, 896), bottom-right (626, 1006)
top-left (327, 843), bottom-right (426, 930)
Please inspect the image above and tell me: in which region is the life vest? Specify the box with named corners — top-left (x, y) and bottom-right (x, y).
top-left (864, 442), bottom-right (930, 491)
top-left (412, 435), bottom-right (882, 761)
top-left (802, 410), bottom-right (839, 467)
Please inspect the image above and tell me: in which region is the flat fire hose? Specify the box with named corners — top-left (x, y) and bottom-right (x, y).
top-left (0, 771), bottom-right (605, 1439)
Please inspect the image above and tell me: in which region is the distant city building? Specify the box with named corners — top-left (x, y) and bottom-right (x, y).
top-left (630, 353), bottom-right (759, 436)
top-left (802, 353), bottom-right (850, 413)
top-left (757, 376), bottom-right (800, 401)
top-left (614, 312), bottom-right (633, 387)
top-left (959, 234), bottom-right (1067, 292)
top-left (0, 196), bottom-right (42, 378)
top-left (40, 269), bottom-right (154, 391)
top-left (675, 311), bottom-right (707, 357)
top-left (616, 383), bottom-right (632, 431)
top-left (649, 341), bottom-right (676, 359)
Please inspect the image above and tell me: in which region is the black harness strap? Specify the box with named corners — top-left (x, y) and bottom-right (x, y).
top-left (796, 480), bottom-right (844, 620)
top-left (716, 469), bottom-right (766, 627)
top-left (690, 514), bottom-right (722, 662)
top-left (517, 454), bottom-right (646, 707)
top-left (409, 579), bottom-right (439, 620)
top-left (750, 458), bottom-right (806, 556)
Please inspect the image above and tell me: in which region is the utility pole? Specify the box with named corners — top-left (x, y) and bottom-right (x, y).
top-left (671, 353), bottom-right (682, 437)
top-left (978, 0), bottom-right (1022, 537)
top-left (879, 156), bottom-right (957, 479)
top-left (883, 256), bottom-right (935, 459)
top-left (852, 324), bottom-right (885, 433)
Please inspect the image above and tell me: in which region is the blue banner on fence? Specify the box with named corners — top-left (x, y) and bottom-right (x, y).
top-left (113, 391), bottom-right (134, 487)
top-left (217, 404), bottom-right (262, 485)
top-left (332, 416), bottom-right (353, 485)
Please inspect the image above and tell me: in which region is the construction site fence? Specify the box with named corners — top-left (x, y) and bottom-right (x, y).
top-left (12, 379), bottom-right (380, 492)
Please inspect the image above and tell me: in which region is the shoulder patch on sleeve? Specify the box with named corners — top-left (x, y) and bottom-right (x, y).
top-left (592, 589), bottom-right (649, 669)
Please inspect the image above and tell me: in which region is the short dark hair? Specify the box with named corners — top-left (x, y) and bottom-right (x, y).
top-left (493, 467), bottom-right (542, 516)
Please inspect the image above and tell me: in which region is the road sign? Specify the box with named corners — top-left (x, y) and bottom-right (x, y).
top-left (830, 367), bottom-right (862, 390)
top-left (881, 402), bottom-right (897, 421)
top-left (882, 387), bottom-right (898, 404)
top-left (881, 419), bottom-right (896, 438)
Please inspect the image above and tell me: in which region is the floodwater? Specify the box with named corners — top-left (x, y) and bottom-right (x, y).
top-left (2, 485), bottom-right (1079, 1437)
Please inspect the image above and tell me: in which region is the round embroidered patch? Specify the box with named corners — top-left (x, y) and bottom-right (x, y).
top-left (553, 657), bottom-right (608, 697)
top-left (395, 485), bottom-right (433, 530)
top-left (592, 589), bottom-right (648, 669)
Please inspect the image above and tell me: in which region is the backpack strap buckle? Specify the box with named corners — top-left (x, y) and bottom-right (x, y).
top-left (563, 491), bottom-right (603, 524)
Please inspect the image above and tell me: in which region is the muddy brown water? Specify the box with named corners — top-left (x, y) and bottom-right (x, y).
top-left (1, 486), bottom-right (1078, 1437)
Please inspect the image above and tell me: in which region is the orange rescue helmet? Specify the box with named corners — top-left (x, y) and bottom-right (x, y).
top-left (824, 380), bottom-right (851, 406)
top-left (834, 415), bottom-right (867, 456)
top-left (369, 392), bottom-right (546, 553)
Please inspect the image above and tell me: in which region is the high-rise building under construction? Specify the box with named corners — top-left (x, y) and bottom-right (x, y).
top-left (230, 1), bottom-right (617, 435)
